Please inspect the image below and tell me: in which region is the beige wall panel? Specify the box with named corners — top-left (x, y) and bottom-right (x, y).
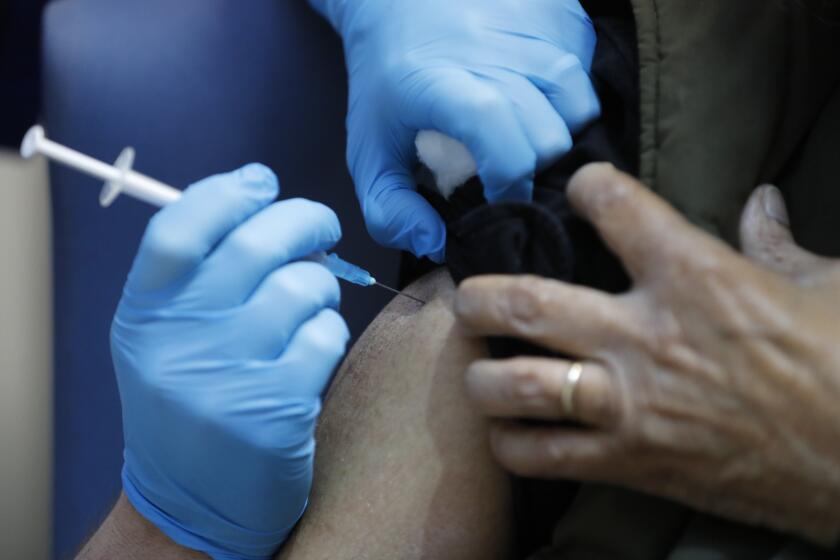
top-left (0, 150), bottom-right (53, 559)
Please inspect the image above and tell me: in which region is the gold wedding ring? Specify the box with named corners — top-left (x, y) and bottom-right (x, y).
top-left (562, 362), bottom-right (584, 417)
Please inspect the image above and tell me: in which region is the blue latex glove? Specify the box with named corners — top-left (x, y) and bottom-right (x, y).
top-left (309, 0), bottom-right (600, 262)
top-left (112, 164), bottom-right (350, 559)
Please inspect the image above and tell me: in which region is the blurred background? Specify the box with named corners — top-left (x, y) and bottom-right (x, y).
top-left (0, 1), bottom-right (400, 558)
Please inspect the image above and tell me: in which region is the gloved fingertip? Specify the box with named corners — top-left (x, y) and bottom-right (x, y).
top-left (485, 177), bottom-right (533, 204)
top-left (362, 186), bottom-right (445, 255)
top-left (286, 198), bottom-right (343, 246)
top-left (566, 91), bottom-right (602, 135)
top-left (535, 125), bottom-right (573, 169)
top-left (534, 55), bottom-right (602, 135)
top-left (313, 309), bottom-right (351, 353)
top-left (427, 246), bottom-right (446, 264)
top-left (237, 163), bottom-right (281, 198)
top-left (321, 205), bottom-right (344, 244)
top-left (408, 216), bottom-right (447, 262)
top-left (336, 314), bottom-right (352, 345)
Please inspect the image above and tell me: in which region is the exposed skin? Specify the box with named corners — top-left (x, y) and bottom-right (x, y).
top-left (455, 162), bottom-right (840, 545)
top-left (279, 268), bottom-right (513, 560)
top-left (76, 165), bottom-right (840, 554)
top-left (77, 269), bottom-right (512, 560)
top-left (76, 494), bottom-right (204, 560)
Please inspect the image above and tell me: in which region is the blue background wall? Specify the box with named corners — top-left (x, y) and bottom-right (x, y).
top-left (42, 2), bottom-right (399, 557)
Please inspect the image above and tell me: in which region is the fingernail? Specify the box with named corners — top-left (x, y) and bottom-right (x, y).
top-left (762, 186), bottom-right (789, 226)
top-left (453, 290), bottom-right (472, 319)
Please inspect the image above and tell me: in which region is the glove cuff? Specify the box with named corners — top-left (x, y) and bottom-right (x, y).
top-left (122, 466), bottom-right (290, 560)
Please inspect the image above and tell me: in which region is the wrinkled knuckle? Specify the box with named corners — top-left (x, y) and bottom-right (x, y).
top-left (506, 277), bottom-right (548, 326)
top-left (615, 416), bottom-right (647, 453)
top-left (550, 56), bottom-right (600, 114)
top-left (468, 88), bottom-right (508, 118)
top-left (592, 383), bottom-right (622, 426)
top-left (617, 294), bottom-right (657, 345)
top-left (641, 311), bottom-right (683, 358)
top-left (686, 252), bottom-right (732, 285)
top-left (632, 416), bottom-right (672, 454)
top-left (597, 309), bottom-right (630, 343)
top-left (546, 437), bottom-right (571, 464)
top-left (508, 364), bottom-right (542, 400)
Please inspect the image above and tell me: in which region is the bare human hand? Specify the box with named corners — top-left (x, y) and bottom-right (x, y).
top-left (454, 163), bottom-right (840, 544)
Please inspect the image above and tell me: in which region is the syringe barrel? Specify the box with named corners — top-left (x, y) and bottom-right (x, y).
top-left (122, 171), bottom-right (182, 207)
top-left (37, 134), bottom-right (182, 208)
top-left (38, 137), bottom-right (118, 181)
top-left (26, 126), bottom-right (373, 288)
top-left (306, 251), bottom-right (375, 287)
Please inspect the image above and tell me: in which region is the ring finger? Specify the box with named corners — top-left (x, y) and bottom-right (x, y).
top-left (465, 357), bottom-right (619, 428)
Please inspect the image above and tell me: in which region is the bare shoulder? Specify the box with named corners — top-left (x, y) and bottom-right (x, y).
top-left (324, 267), bottom-right (476, 410)
top-left (366, 267), bottom-right (458, 330)
top-left (280, 268), bottom-right (511, 560)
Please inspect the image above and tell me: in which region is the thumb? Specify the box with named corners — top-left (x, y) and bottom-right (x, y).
top-left (360, 168), bottom-right (447, 263)
top-left (739, 185), bottom-right (829, 277)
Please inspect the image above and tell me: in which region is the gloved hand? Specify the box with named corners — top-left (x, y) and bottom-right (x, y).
top-left (309, 0), bottom-right (601, 262)
top-left (112, 164), bottom-right (350, 559)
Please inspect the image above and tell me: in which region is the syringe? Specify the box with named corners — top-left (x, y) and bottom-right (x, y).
top-left (20, 125), bottom-right (424, 304)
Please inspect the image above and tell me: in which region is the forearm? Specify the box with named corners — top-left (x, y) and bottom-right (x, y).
top-left (76, 493), bottom-right (206, 560)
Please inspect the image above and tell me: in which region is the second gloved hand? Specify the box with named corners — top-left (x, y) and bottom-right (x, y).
top-left (310, 0), bottom-right (601, 261)
top-left (112, 164), bottom-right (350, 559)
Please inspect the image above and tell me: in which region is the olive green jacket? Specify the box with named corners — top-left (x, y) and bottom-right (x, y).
top-left (537, 2), bottom-right (840, 559)
top-left (633, 0), bottom-right (840, 253)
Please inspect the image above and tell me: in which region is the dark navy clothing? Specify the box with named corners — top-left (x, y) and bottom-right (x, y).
top-left (0, 0), bottom-right (46, 147)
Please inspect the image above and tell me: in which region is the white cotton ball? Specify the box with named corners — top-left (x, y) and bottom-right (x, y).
top-left (415, 130), bottom-right (478, 199)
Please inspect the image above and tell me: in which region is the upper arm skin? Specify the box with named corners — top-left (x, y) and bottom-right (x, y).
top-left (76, 494), bottom-right (206, 560)
top-left (279, 268), bottom-right (513, 560)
